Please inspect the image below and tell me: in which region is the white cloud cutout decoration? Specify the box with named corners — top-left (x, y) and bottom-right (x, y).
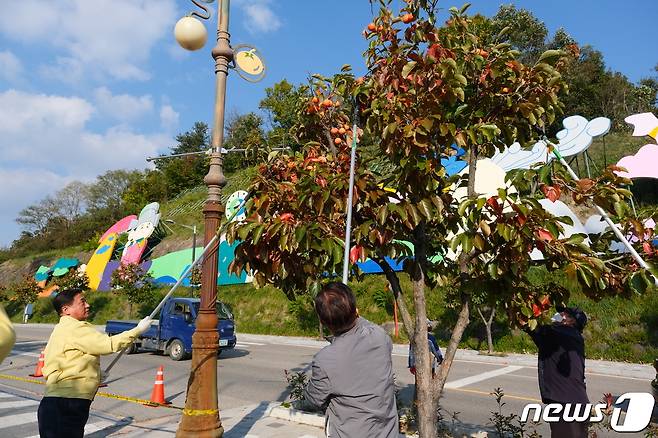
top-left (615, 144), bottom-right (658, 179)
top-left (491, 115), bottom-right (611, 172)
top-left (624, 112), bottom-right (658, 138)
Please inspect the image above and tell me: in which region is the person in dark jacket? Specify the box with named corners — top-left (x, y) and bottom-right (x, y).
top-left (303, 282), bottom-right (398, 438)
top-left (525, 305), bottom-right (589, 438)
top-left (408, 319), bottom-right (443, 376)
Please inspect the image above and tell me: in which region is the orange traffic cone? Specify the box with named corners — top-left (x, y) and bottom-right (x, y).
top-left (29, 351), bottom-right (45, 377)
top-left (147, 366), bottom-right (170, 406)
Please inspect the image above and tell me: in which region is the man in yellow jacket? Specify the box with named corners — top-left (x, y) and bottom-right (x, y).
top-left (38, 288), bottom-right (152, 438)
top-left (0, 303), bottom-right (16, 364)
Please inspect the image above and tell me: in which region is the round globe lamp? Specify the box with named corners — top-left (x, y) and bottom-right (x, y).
top-left (174, 16), bottom-right (208, 51)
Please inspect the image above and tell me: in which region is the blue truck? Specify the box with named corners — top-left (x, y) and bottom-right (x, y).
top-left (105, 297), bottom-right (236, 361)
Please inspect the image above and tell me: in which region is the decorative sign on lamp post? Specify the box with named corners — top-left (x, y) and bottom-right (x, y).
top-left (173, 1), bottom-right (264, 436)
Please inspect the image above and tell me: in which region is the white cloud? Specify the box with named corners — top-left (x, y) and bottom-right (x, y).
top-left (0, 0), bottom-right (178, 82)
top-left (235, 0), bottom-right (282, 33)
top-left (160, 104), bottom-right (180, 130)
top-left (0, 50), bottom-right (24, 82)
top-left (94, 87), bottom-right (154, 122)
top-left (0, 89), bottom-right (169, 245)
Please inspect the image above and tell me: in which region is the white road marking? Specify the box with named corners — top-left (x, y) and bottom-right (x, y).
top-left (0, 412), bottom-right (37, 429)
top-left (444, 365), bottom-right (523, 389)
top-left (23, 421), bottom-right (121, 438)
top-left (14, 341), bottom-right (47, 346)
top-left (0, 399), bottom-right (39, 409)
top-left (83, 420), bottom-right (118, 434)
top-left (0, 393), bottom-right (13, 398)
top-left (8, 350), bottom-right (40, 358)
top-left (236, 341), bottom-right (265, 346)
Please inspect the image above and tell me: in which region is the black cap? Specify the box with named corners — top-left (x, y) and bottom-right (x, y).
top-left (556, 305), bottom-right (587, 331)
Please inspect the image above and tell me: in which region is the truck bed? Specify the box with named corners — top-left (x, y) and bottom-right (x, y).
top-left (105, 319), bottom-right (159, 339)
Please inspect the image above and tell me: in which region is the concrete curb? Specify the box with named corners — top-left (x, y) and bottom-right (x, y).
top-left (267, 405), bottom-right (325, 428)
top-left (267, 405), bottom-right (493, 437)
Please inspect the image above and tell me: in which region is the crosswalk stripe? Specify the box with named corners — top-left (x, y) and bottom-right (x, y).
top-left (8, 350), bottom-right (40, 358)
top-left (0, 393), bottom-right (14, 398)
top-left (0, 412), bottom-right (37, 429)
top-left (0, 399), bottom-right (39, 409)
top-left (23, 421), bottom-right (119, 438)
top-left (444, 365), bottom-right (523, 389)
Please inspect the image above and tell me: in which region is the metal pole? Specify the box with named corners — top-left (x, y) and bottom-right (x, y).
top-left (192, 225), bottom-right (197, 265)
top-left (342, 120), bottom-right (358, 283)
top-left (178, 0), bottom-right (231, 435)
top-left (551, 147), bottom-right (657, 285)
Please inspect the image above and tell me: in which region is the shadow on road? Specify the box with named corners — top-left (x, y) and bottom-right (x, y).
top-left (218, 348), bottom-right (250, 360)
top-left (223, 401), bottom-right (270, 436)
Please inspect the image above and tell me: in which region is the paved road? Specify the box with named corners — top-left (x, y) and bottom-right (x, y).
top-left (1, 324), bottom-right (654, 437)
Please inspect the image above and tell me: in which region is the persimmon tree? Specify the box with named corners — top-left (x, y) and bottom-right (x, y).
top-left (227, 2), bottom-right (654, 436)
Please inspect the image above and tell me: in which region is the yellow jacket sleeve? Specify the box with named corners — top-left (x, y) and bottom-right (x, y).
top-left (0, 304), bottom-right (16, 364)
top-left (69, 322), bottom-right (141, 356)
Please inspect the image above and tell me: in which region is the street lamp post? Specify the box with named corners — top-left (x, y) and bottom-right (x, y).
top-left (174, 0), bottom-right (232, 436)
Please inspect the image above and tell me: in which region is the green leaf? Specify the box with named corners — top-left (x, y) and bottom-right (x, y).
top-left (253, 224), bottom-right (266, 245)
top-left (454, 87), bottom-right (465, 102)
top-left (479, 124), bottom-right (500, 141)
top-left (294, 225), bottom-right (307, 243)
top-left (420, 118), bottom-right (433, 132)
top-left (629, 270), bottom-right (650, 294)
top-left (454, 104), bottom-right (468, 117)
top-left (454, 74), bottom-right (467, 86)
top-left (401, 61), bottom-right (417, 78)
top-left (487, 263), bottom-right (499, 279)
top-left (536, 49), bottom-right (564, 65)
top-left (474, 234), bottom-right (485, 251)
top-left (377, 205), bottom-right (388, 225)
top-left (419, 199), bottom-right (433, 219)
top-left (495, 26), bottom-right (511, 41)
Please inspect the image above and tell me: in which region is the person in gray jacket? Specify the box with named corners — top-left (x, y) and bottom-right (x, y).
top-left (303, 282), bottom-right (399, 438)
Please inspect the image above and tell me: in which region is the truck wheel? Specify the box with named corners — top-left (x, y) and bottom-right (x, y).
top-left (127, 343), bottom-right (139, 354)
top-left (168, 339), bottom-right (187, 361)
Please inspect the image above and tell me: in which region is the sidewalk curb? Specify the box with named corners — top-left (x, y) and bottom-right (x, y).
top-left (268, 405), bottom-right (325, 428)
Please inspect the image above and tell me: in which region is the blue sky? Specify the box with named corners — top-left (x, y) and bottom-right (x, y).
top-left (0, 0), bottom-right (656, 246)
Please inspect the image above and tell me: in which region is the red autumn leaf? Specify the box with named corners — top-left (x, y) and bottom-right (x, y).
top-left (532, 304), bottom-right (541, 317)
top-left (349, 245), bottom-right (364, 264)
top-left (537, 228), bottom-right (554, 242)
top-left (541, 185), bottom-right (561, 203)
top-left (576, 178), bottom-right (595, 192)
top-left (642, 242), bottom-right (654, 255)
top-left (279, 213), bottom-right (294, 222)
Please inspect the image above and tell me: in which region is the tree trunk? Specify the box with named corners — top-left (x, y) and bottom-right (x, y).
top-left (432, 296), bottom-right (470, 394)
top-left (477, 306), bottom-right (495, 354)
top-left (411, 273), bottom-right (437, 438)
